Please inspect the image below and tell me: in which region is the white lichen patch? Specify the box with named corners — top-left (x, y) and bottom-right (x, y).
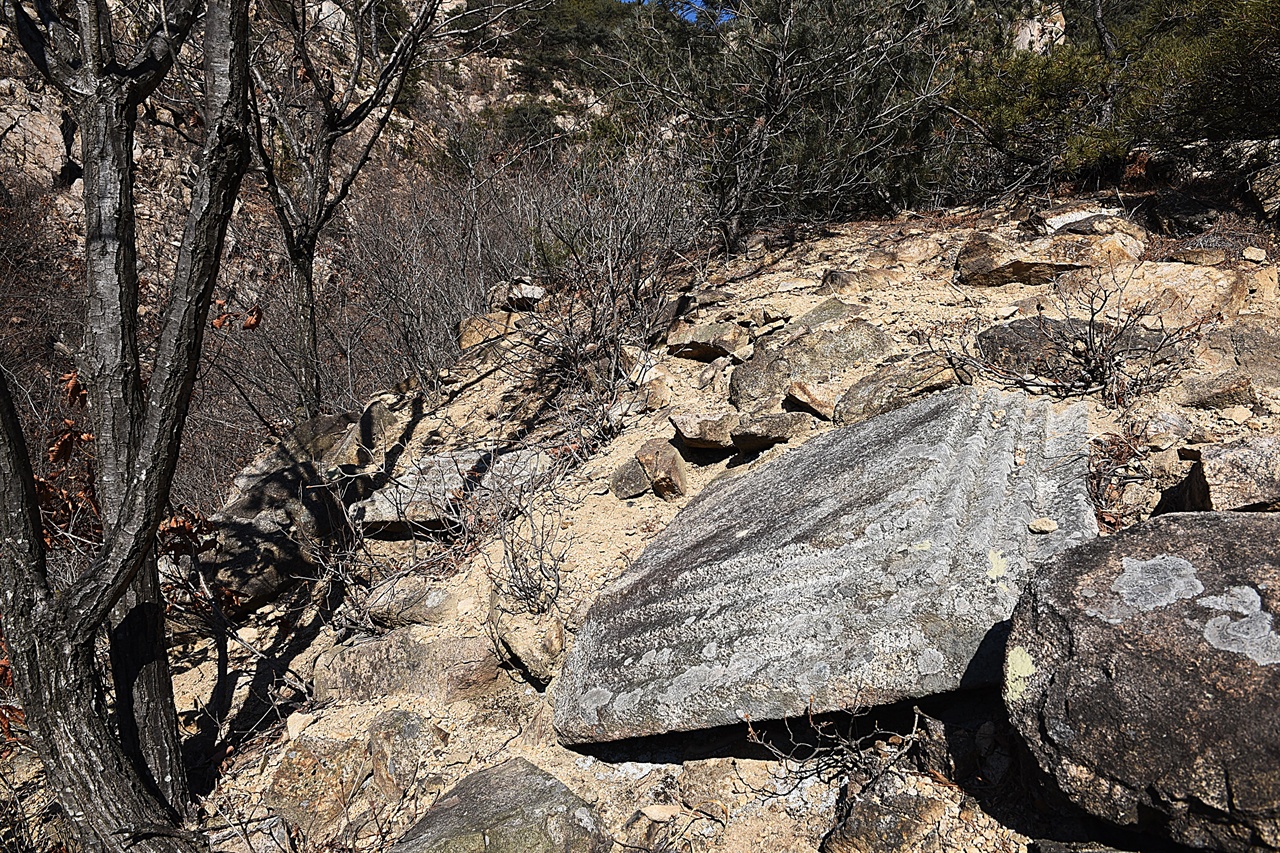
top-left (1089, 555), bottom-right (1205, 623)
top-left (1198, 586), bottom-right (1280, 665)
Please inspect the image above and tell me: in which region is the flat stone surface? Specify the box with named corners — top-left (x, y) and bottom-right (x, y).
top-left (1005, 513), bottom-right (1280, 850)
top-left (553, 387), bottom-right (1096, 744)
top-left (390, 758), bottom-right (611, 853)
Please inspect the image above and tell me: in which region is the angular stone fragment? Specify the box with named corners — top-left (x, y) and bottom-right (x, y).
top-left (730, 411), bottom-right (814, 452)
top-left (635, 438), bottom-right (687, 500)
top-left (671, 411), bottom-right (740, 450)
top-left (1160, 437), bottom-right (1280, 513)
top-left (729, 312), bottom-right (889, 411)
top-left (1177, 372), bottom-right (1257, 409)
top-left (610, 457), bottom-right (651, 499)
top-left (832, 354), bottom-right (958, 427)
top-left (553, 388), bottom-right (1096, 744)
top-left (1005, 513), bottom-right (1280, 851)
top-left (389, 758), bottom-right (611, 853)
top-left (365, 575), bottom-right (456, 627)
top-left (312, 626), bottom-right (498, 705)
top-left (267, 735), bottom-right (370, 842)
top-left (667, 321), bottom-right (749, 361)
top-left (1206, 317), bottom-right (1280, 390)
top-left (955, 233), bottom-right (1082, 287)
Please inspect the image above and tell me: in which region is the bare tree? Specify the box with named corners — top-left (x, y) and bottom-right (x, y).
top-left (248, 0), bottom-right (527, 416)
top-left (0, 0), bottom-right (250, 845)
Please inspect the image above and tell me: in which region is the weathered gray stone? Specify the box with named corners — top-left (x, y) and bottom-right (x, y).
top-left (209, 412), bottom-right (357, 615)
top-left (1177, 372), bottom-right (1257, 410)
top-left (822, 782), bottom-right (948, 853)
top-left (1206, 317), bottom-right (1280, 391)
top-left (667, 321), bottom-right (749, 361)
top-left (553, 388), bottom-right (1096, 744)
top-left (729, 312), bottom-right (889, 411)
top-left (671, 411), bottom-right (740, 450)
top-left (368, 710), bottom-right (443, 801)
top-left (365, 575), bottom-right (456, 627)
top-left (1005, 513), bottom-right (1280, 851)
top-left (955, 233), bottom-right (1082, 287)
top-left (832, 354), bottom-right (958, 427)
top-left (389, 758), bottom-right (611, 853)
top-left (312, 626), bottom-right (499, 705)
top-left (1159, 437), bottom-right (1280, 513)
top-left (610, 457), bottom-right (651, 499)
top-left (267, 735), bottom-right (370, 842)
top-left (635, 438), bottom-right (687, 500)
top-left (730, 411), bottom-right (814, 452)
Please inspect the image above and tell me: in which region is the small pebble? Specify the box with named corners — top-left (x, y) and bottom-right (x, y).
top-left (1243, 246), bottom-right (1268, 263)
top-left (1028, 517), bottom-right (1058, 534)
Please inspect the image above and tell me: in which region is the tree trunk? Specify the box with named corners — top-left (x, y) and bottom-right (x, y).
top-left (290, 247), bottom-right (322, 418)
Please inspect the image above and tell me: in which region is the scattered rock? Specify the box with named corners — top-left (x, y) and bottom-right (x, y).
top-left (1244, 246), bottom-right (1269, 263)
top-left (285, 711), bottom-right (316, 741)
top-left (1159, 437), bottom-right (1280, 512)
top-left (312, 627), bottom-right (499, 705)
top-left (784, 380), bottom-right (842, 420)
top-left (667, 320), bottom-right (749, 361)
top-left (1252, 164), bottom-right (1280, 220)
top-left (505, 282), bottom-right (546, 311)
top-left (389, 758), bottom-right (612, 853)
top-left (821, 267), bottom-right (908, 294)
top-left (1169, 246), bottom-right (1227, 266)
top-left (635, 438), bottom-right (688, 500)
top-left (1021, 202), bottom-right (1124, 235)
top-left (553, 388), bottom-right (1096, 744)
top-left (832, 354), bottom-right (958, 427)
top-left (822, 783), bottom-right (948, 853)
top-left (460, 311), bottom-right (522, 349)
top-left (491, 604), bottom-right (566, 689)
top-left (365, 575), bottom-right (456, 627)
top-left (208, 412), bottom-right (358, 615)
top-left (729, 308), bottom-right (889, 411)
top-left (730, 411), bottom-right (814, 452)
top-left (1005, 513), bottom-right (1280, 850)
top-left (610, 457), bottom-right (652, 500)
top-left (1143, 190), bottom-right (1219, 236)
top-left (670, 411), bottom-right (740, 450)
top-left (1177, 372), bottom-right (1257, 409)
top-left (955, 233), bottom-right (1082, 287)
top-left (1221, 404), bottom-right (1254, 425)
top-left (266, 735), bottom-right (370, 842)
top-left (368, 710), bottom-right (440, 801)
top-left (1205, 317), bottom-right (1280, 391)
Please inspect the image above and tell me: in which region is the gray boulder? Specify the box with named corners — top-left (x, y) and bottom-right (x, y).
top-left (729, 301), bottom-right (889, 412)
top-left (1005, 513), bottom-right (1280, 851)
top-left (553, 388), bottom-right (1096, 744)
top-left (389, 758), bottom-right (612, 853)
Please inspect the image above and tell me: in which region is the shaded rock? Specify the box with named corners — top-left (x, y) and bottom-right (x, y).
top-left (460, 311), bottom-right (522, 349)
top-left (1005, 513), bottom-right (1280, 850)
top-left (670, 411), bottom-right (740, 450)
top-left (610, 457), bottom-right (652, 500)
top-left (1142, 190), bottom-right (1219, 236)
top-left (1053, 213), bottom-right (1146, 241)
top-left (553, 388), bottom-right (1096, 744)
top-left (667, 321), bottom-right (749, 362)
top-left (1159, 437), bottom-right (1280, 513)
top-left (821, 267), bottom-right (908, 294)
top-left (365, 575), bottom-right (456, 627)
top-left (368, 710), bottom-right (441, 801)
top-left (491, 605), bottom-right (566, 689)
top-left (1177, 372), bottom-right (1257, 410)
top-left (505, 282), bottom-right (546, 311)
top-left (389, 758), bottom-right (611, 853)
top-left (955, 233), bottom-right (1082, 287)
top-left (729, 311), bottom-right (889, 411)
top-left (730, 411), bottom-right (814, 452)
top-left (312, 626), bottom-right (499, 705)
top-left (635, 439), bottom-right (687, 501)
top-left (209, 412), bottom-right (357, 615)
top-left (974, 317), bottom-right (1170, 389)
top-left (266, 735), bottom-right (370, 842)
top-left (349, 448), bottom-right (551, 533)
top-left (1205, 317), bottom-right (1280, 391)
top-left (1253, 164), bottom-right (1280, 219)
top-left (1021, 202), bottom-right (1124, 235)
top-left (832, 354), bottom-right (958, 427)
top-left (784, 379), bottom-right (842, 420)
top-left (823, 784), bottom-right (948, 853)
top-left (1170, 246), bottom-right (1227, 266)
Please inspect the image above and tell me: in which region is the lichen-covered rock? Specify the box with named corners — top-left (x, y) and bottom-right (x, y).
top-left (729, 301), bottom-right (889, 412)
top-left (1005, 513), bottom-right (1280, 851)
top-left (832, 354), bottom-right (958, 427)
top-left (610, 457), bottom-right (651, 499)
top-left (389, 758), bottom-right (612, 853)
top-left (266, 735), bottom-right (370, 842)
top-left (553, 388), bottom-right (1096, 744)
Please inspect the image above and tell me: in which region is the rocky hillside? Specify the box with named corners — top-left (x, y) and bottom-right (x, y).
top-left (6, 195), bottom-right (1274, 852)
